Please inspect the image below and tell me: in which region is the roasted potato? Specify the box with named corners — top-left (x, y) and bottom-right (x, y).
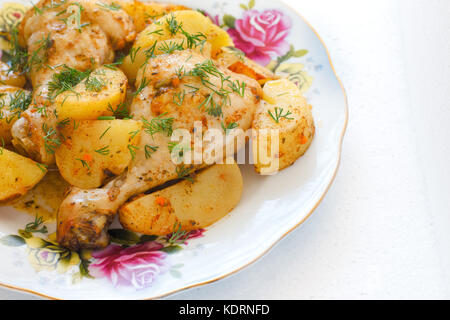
top-left (214, 46), bottom-right (279, 85)
top-left (55, 119), bottom-right (141, 189)
top-left (117, 0), bottom-right (189, 33)
top-left (0, 148), bottom-right (47, 203)
top-left (119, 161), bottom-right (243, 235)
top-left (55, 66), bottom-right (127, 121)
top-left (252, 79), bottom-right (315, 174)
top-left (0, 86), bottom-right (31, 144)
top-left (0, 61), bottom-right (26, 87)
top-left (121, 10), bottom-right (233, 81)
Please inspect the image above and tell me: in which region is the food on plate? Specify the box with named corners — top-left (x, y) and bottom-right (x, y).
top-left (253, 79), bottom-right (315, 174)
top-left (0, 86), bottom-right (31, 144)
top-left (11, 0), bottom-right (137, 165)
top-left (55, 66), bottom-right (128, 120)
top-left (119, 161), bottom-right (243, 235)
top-left (0, 61), bottom-right (26, 87)
top-left (0, 1), bottom-right (314, 252)
top-left (116, 0), bottom-right (188, 33)
top-left (120, 9), bottom-right (233, 81)
top-left (57, 49), bottom-right (261, 250)
top-left (55, 119), bottom-right (142, 189)
top-left (0, 147), bottom-right (47, 203)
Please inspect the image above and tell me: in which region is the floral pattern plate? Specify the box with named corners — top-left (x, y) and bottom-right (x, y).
top-left (0, 0), bottom-right (348, 299)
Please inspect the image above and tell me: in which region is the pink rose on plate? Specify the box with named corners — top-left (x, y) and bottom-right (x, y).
top-left (89, 242), bottom-right (167, 290)
top-left (228, 9), bottom-right (292, 66)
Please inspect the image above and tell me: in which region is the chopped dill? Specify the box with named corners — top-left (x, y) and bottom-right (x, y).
top-left (47, 65), bottom-right (91, 99)
top-left (144, 144), bottom-right (158, 159)
top-left (141, 113), bottom-right (174, 137)
top-left (96, 1), bottom-right (121, 11)
top-left (268, 107), bottom-right (294, 123)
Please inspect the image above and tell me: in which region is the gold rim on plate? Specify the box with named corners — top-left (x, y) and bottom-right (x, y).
top-left (0, 1), bottom-right (349, 300)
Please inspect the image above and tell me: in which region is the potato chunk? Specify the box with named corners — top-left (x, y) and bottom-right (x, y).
top-left (55, 120), bottom-right (141, 189)
top-left (0, 61), bottom-right (26, 87)
top-left (252, 79), bottom-right (315, 174)
top-left (55, 66), bottom-right (127, 121)
top-left (116, 0), bottom-right (189, 33)
top-left (0, 148), bottom-right (47, 203)
top-left (121, 10), bottom-right (233, 81)
top-left (119, 162), bottom-right (243, 235)
top-left (0, 86), bottom-right (31, 144)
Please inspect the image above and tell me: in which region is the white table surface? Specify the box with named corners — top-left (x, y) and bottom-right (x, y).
top-left (2, 0), bottom-right (450, 299)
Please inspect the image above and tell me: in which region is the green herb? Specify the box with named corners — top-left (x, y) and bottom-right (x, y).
top-left (28, 33), bottom-right (53, 71)
top-left (147, 29), bottom-right (164, 36)
top-left (85, 76), bottom-right (105, 92)
top-left (95, 146), bottom-right (110, 155)
top-left (7, 27), bottom-right (29, 73)
top-left (42, 123), bottom-right (61, 154)
top-left (99, 126), bottom-right (111, 140)
top-left (167, 222), bottom-right (190, 245)
top-left (47, 65), bottom-right (91, 99)
top-left (133, 77), bottom-right (151, 96)
top-left (158, 41), bottom-right (185, 55)
top-left (141, 113), bottom-right (174, 137)
top-left (176, 164), bottom-right (193, 182)
top-left (57, 118), bottom-right (70, 127)
top-left (35, 162), bottom-right (48, 173)
top-left (168, 141), bottom-right (178, 153)
top-left (228, 79), bottom-right (246, 97)
top-left (107, 102), bottom-right (130, 119)
top-left (129, 47), bottom-right (141, 63)
top-left (103, 55), bottom-right (125, 70)
top-left (144, 144), bottom-right (158, 159)
top-left (8, 90), bottom-right (32, 119)
top-left (76, 158), bottom-right (91, 170)
top-left (127, 144), bottom-right (139, 160)
top-left (181, 29), bottom-right (207, 50)
top-left (96, 1), bottom-right (121, 11)
top-left (197, 94), bottom-right (224, 117)
top-left (129, 129), bottom-right (140, 139)
top-left (60, 2), bottom-right (88, 33)
top-left (165, 14), bottom-right (183, 35)
top-left (24, 215), bottom-right (48, 234)
top-left (97, 116), bottom-right (116, 120)
top-left (185, 84), bottom-right (199, 93)
top-left (268, 107), bottom-right (294, 124)
top-left (172, 90), bottom-right (185, 106)
top-left (221, 122), bottom-right (238, 132)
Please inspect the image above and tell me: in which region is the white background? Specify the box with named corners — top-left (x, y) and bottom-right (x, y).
top-left (2, 0), bottom-right (450, 299)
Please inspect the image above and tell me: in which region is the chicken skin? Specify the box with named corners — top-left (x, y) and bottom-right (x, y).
top-left (57, 50), bottom-right (262, 250)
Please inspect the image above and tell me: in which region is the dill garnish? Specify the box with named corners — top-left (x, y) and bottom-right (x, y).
top-left (107, 102), bottom-right (130, 119)
top-left (268, 107), bottom-right (294, 123)
top-left (42, 123), bottom-right (61, 154)
top-left (127, 144), bottom-right (139, 160)
top-left (85, 76), bottom-right (105, 92)
top-left (24, 215), bottom-right (48, 234)
top-left (141, 113), bottom-right (174, 137)
top-left (7, 27), bottom-right (29, 74)
top-left (47, 65), bottom-right (91, 99)
top-left (95, 146), bottom-right (110, 155)
top-left (96, 1), bottom-right (121, 11)
top-left (144, 144), bottom-right (158, 159)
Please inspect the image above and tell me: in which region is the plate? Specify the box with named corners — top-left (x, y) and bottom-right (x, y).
top-left (0, 0), bottom-right (348, 299)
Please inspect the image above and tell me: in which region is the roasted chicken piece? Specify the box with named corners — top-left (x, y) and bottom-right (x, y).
top-left (11, 0), bottom-right (136, 164)
top-left (57, 50), bottom-right (262, 250)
